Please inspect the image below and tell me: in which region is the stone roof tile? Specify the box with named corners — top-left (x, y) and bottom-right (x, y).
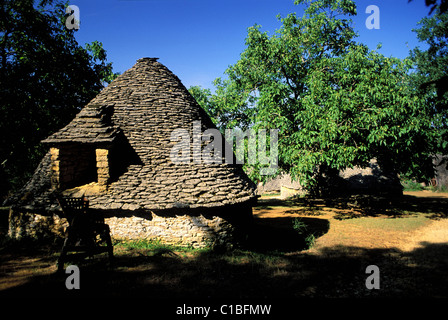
top-left (8, 58), bottom-right (257, 213)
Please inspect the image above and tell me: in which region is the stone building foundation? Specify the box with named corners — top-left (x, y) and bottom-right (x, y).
top-left (8, 206), bottom-right (253, 249)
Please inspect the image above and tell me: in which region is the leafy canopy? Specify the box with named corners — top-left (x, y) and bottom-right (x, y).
top-left (195, 0), bottom-right (438, 195)
top-left (410, 8), bottom-right (448, 156)
top-left (0, 0), bottom-right (118, 198)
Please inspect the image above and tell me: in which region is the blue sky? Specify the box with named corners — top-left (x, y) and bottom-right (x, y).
top-left (71, 0), bottom-right (431, 90)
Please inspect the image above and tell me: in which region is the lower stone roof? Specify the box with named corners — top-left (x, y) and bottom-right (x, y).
top-left (42, 104), bottom-right (121, 145)
top-left (7, 151), bottom-right (257, 214)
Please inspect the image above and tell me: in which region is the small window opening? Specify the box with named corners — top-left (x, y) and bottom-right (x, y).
top-left (56, 145), bottom-right (98, 189)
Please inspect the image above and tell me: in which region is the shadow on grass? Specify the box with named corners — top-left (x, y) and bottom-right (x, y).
top-left (258, 194), bottom-right (448, 220)
top-left (2, 195), bottom-right (447, 298)
top-left (326, 194), bottom-right (448, 219)
top-left (245, 217), bottom-right (330, 253)
top-left (1, 241), bottom-right (447, 298)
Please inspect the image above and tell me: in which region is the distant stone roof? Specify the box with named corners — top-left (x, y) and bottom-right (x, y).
top-left (8, 58), bottom-right (257, 213)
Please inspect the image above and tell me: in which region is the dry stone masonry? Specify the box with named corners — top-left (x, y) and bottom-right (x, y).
top-left (7, 58), bottom-right (257, 248)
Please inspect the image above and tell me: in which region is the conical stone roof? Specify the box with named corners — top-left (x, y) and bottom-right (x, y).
top-left (9, 58), bottom-right (257, 213)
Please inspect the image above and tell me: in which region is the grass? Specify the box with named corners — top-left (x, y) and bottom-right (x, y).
top-left (1, 191), bottom-right (448, 298)
top-left (112, 239), bottom-right (211, 259)
top-left (401, 178), bottom-right (448, 193)
top-left (113, 239), bottom-right (198, 252)
top-left (292, 217), bottom-right (317, 249)
top-left (344, 215), bottom-right (431, 232)
top-left (3, 235), bottom-right (448, 298)
top-left (401, 179), bottom-right (425, 191)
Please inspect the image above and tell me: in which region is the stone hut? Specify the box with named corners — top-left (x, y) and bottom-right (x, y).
top-left (7, 58), bottom-right (257, 248)
top-left (257, 159), bottom-right (403, 198)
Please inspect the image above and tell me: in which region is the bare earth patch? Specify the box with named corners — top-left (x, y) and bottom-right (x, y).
top-left (254, 191), bottom-right (448, 252)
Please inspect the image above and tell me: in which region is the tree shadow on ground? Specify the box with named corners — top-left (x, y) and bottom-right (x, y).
top-left (261, 194), bottom-right (448, 220)
top-left (245, 216), bottom-right (330, 253)
top-left (1, 239), bottom-right (447, 299)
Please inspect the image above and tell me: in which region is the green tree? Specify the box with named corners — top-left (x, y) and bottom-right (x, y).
top-left (0, 0), bottom-right (118, 199)
top-left (189, 79), bottom-right (254, 132)
top-left (408, 0), bottom-right (448, 15)
top-left (223, 0), bottom-right (435, 195)
top-left (188, 86), bottom-right (220, 126)
top-left (410, 8), bottom-right (448, 156)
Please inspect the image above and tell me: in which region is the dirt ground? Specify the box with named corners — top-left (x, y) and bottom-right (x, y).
top-left (255, 191), bottom-right (448, 253)
top-left (1, 191), bottom-right (447, 299)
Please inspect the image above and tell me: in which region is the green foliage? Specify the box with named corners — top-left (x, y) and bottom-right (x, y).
top-left (304, 233), bottom-right (316, 248)
top-left (292, 217), bottom-right (316, 249)
top-left (409, 9), bottom-right (448, 156)
top-left (0, 0), bottom-right (118, 198)
top-left (189, 83), bottom-right (261, 183)
top-left (401, 179), bottom-right (424, 191)
top-left (292, 217), bottom-right (308, 235)
top-left (85, 40), bottom-right (120, 85)
top-left (218, 0), bottom-right (437, 195)
top-left (408, 0), bottom-right (448, 15)
top-left (189, 79), bottom-right (254, 132)
top-left (113, 239), bottom-right (209, 254)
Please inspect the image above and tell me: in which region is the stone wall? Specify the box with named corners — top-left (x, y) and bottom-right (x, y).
top-left (280, 186), bottom-right (304, 199)
top-left (105, 213), bottom-right (237, 248)
top-left (8, 206), bottom-right (252, 249)
top-left (257, 159), bottom-right (403, 197)
top-left (8, 209), bottom-right (68, 240)
top-left (257, 173), bottom-right (303, 195)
